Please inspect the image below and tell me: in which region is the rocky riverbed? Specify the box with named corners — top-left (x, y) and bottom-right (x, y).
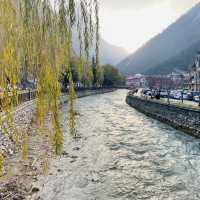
top-left (0, 100), bottom-right (35, 157)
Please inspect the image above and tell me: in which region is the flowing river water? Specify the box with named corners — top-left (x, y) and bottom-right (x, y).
top-left (34, 90), bottom-right (200, 200)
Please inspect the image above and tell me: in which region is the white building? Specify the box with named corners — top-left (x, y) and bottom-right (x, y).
top-left (188, 52), bottom-right (200, 91)
top-left (126, 74), bottom-right (147, 88)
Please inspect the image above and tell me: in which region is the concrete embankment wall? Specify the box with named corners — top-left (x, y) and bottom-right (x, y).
top-left (126, 95), bottom-right (200, 138)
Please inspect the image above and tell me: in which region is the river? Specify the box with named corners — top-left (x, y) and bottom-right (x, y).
top-left (34, 89), bottom-right (200, 200)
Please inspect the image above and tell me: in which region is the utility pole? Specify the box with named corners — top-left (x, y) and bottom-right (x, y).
top-left (198, 70), bottom-right (200, 106)
top-left (181, 90), bottom-right (183, 104)
top-left (195, 52), bottom-right (200, 106)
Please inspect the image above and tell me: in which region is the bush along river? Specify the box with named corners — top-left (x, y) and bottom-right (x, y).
top-left (30, 89), bottom-right (200, 200)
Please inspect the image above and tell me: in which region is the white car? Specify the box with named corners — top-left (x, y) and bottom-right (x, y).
top-left (160, 91), bottom-right (168, 97)
top-left (194, 95), bottom-right (200, 102)
top-left (173, 92), bottom-right (182, 99)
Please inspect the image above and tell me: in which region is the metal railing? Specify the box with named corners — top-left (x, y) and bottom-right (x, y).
top-left (17, 90), bottom-right (37, 103)
top-left (0, 90), bottom-right (37, 111)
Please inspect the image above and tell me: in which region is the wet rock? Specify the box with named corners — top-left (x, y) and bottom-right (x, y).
top-left (32, 187), bottom-right (40, 193)
top-left (109, 166), bottom-right (118, 170)
top-left (110, 144), bottom-right (121, 151)
top-left (62, 151), bottom-right (69, 157)
top-left (57, 169), bottom-right (62, 172)
top-left (33, 176), bottom-right (38, 181)
top-left (70, 155), bottom-right (78, 159)
top-left (70, 159), bottom-right (76, 163)
top-left (74, 112), bottom-right (81, 116)
top-left (91, 177), bottom-right (100, 183)
top-left (73, 147), bottom-right (80, 151)
top-left (171, 182), bottom-right (187, 192)
top-left (13, 195), bottom-right (25, 200)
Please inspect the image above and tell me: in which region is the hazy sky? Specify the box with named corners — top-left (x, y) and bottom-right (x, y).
top-left (100, 0), bottom-right (199, 52)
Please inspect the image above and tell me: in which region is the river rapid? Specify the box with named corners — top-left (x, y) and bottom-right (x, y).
top-left (34, 90), bottom-right (200, 200)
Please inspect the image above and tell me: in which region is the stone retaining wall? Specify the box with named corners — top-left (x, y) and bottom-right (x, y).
top-left (126, 94), bottom-right (200, 138)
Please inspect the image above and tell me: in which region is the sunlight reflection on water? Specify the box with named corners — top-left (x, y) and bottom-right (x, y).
top-left (76, 90), bottom-right (200, 200)
top-left (38, 90), bottom-right (200, 200)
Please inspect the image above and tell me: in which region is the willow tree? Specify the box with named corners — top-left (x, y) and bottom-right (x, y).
top-left (0, 0), bottom-right (21, 174)
top-left (0, 0), bottom-right (100, 174)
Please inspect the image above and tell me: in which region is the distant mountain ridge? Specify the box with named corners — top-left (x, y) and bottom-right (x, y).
top-left (72, 34), bottom-right (129, 66)
top-left (99, 39), bottom-right (129, 65)
top-left (117, 2), bottom-right (200, 75)
top-left (146, 39), bottom-right (200, 74)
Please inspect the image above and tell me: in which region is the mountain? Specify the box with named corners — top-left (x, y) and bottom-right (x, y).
top-left (146, 40), bottom-right (200, 74)
top-left (72, 36), bottom-right (128, 66)
top-left (99, 39), bottom-right (129, 65)
top-left (117, 2), bottom-right (200, 75)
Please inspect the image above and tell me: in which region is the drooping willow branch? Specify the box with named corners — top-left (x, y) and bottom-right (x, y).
top-left (0, 0), bottom-right (100, 174)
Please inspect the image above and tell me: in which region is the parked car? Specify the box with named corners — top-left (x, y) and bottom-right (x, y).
top-left (191, 92), bottom-right (200, 101)
top-left (172, 91), bottom-right (182, 99)
top-left (143, 89), bottom-right (152, 96)
top-left (169, 90), bottom-right (176, 99)
top-left (160, 90), bottom-right (168, 98)
top-left (194, 95), bottom-right (200, 102)
top-left (182, 92), bottom-right (193, 100)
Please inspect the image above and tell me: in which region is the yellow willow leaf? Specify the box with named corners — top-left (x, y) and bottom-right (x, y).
top-left (22, 142), bottom-right (29, 161)
top-left (0, 0), bottom-right (99, 163)
top-left (0, 153), bottom-right (4, 176)
top-left (42, 157), bottom-right (49, 175)
top-left (53, 112), bottom-right (63, 155)
top-left (69, 77), bottom-right (77, 137)
top-left (12, 129), bottom-right (20, 146)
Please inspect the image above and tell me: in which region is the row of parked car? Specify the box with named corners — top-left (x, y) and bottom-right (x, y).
top-left (143, 89), bottom-right (200, 102)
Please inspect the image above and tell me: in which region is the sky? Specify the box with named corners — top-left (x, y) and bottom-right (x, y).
top-left (100, 0), bottom-right (199, 53)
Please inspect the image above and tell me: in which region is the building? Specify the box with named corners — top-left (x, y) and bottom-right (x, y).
top-left (145, 72), bottom-right (189, 90)
top-left (126, 74), bottom-right (147, 88)
top-left (168, 72), bottom-right (190, 89)
top-left (145, 75), bottom-right (172, 89)
top-left (188, 52), bottom-right (200, 91)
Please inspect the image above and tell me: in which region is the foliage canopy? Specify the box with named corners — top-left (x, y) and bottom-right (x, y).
top-left (0, 0), bottom-right (100, 174)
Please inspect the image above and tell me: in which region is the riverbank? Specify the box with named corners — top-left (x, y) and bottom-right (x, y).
top-left (0, 88), bottom-right (115, 200)
top-left (126, 93), bottom-right (200, 138)
top-left (61, 88), bottom-right (116, 105)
